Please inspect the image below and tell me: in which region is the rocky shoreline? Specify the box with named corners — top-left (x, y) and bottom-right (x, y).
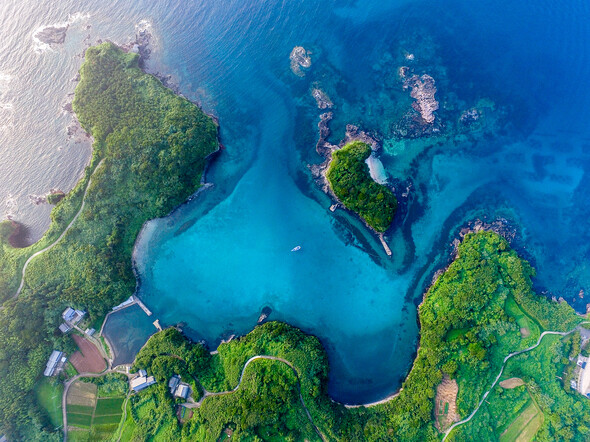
top-left (308, 109), bottom-right (395, 255)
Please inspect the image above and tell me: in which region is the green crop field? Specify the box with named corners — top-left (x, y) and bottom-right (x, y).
top-left (68, 412), bottom-right (93, 428)
top-left (95, 397), bottom-right (124, 415)
top-left (67, 404), bottom-right (94, 415)
top-left (93, 414), bottom-right (124, 425)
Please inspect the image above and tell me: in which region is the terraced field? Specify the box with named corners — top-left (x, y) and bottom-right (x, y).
top-left (66, 380), bottom-right (125, 439)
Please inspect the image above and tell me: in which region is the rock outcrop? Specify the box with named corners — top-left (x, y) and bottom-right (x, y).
top-left (407, 74), bottom-right (438, 123)
top-left (290, 46), bottom-right (312, 77)
top-left (312, 88), bottom-right (333, 109)
top-left (34, 26), bottom-right (68, 45)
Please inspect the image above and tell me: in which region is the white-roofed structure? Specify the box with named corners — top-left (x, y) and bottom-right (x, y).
top-left (44, 350), bottom-right (65, 377)
top-left (168, 375), bottom-right (180, 393)
top-left (62, 307), bottom-right (76, 322)
top-left (130, 372), bottom-right (156, 392)
top-left (59, 323), bottom-right (72, 334)
top-left (175, 384), bottom-right (190, 399)
top-left (62, 307), bottom-right (86, 325)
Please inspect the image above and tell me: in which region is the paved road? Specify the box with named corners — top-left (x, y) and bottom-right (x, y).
top-left (13, 159), bottom-right (104, 299)
top-left (442, 323), bottom-right (589, 441)
top-left (185, 355), bottom-right (327, 442)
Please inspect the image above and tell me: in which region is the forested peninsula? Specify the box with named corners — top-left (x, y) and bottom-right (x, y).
top-left (0, 42), bottom-right (219, 439)
top-left (326, 141), bottom-right (397, 232)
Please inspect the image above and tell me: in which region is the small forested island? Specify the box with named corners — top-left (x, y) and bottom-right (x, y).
top-left (326, 141), bottom-right (397, 232)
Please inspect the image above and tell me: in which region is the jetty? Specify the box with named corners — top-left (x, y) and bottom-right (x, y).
top-left (153, 319), bottom-right (162, 331)
top-left (136, 298), bottom-right (152, 316)
top-left (379, 234), bottom-right (392, 256)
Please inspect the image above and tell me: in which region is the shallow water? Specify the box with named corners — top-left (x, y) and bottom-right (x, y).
top-left (101, 304), bottom-right (158, 366)
top-left (4, 0), bottom-right (590, 403)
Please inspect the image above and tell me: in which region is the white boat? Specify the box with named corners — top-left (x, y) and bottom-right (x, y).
top-left (291, 246), bottom-right (302, 252)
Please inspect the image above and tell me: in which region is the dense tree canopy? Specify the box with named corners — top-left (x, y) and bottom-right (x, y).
top-left (0, 42), bottom-right (218, 439)
top-left (326, 141), bottom-right (397, 232)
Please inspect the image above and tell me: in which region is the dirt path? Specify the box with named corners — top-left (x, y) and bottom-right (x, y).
top-left (13, 159), bottom-right (104, 299)
top-left (442, 323), bottom-right (589, 441)
top-left (184, 355), bottom-right (327, 442)
top-left (116, 392), bottom-right (131, 442)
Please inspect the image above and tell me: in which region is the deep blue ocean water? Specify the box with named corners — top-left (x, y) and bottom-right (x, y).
top-left (3, 0), bottom-right (590, 403)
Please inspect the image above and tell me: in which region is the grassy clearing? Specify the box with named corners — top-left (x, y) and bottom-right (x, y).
top-left (505, 295), bottom-right (541, 344)
top-left (64, 361), bottom-right (78, 379)
top-left (67, 429), bottom-right (91, 441)
top-left (499, 400), bottom-right (541, 442)
top-left (35, 378), bottom-right (64, 428)
top-left (118, 400), bottom-right (136, 441)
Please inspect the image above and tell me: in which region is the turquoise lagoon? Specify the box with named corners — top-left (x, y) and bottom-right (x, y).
top-left (5, 0), bottom-right (590, 405)
top-left (124, 0), bottom-right (590, 404)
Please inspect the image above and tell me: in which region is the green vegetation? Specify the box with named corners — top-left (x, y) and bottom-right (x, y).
top-left (67, 376), bottom-right (127, 441)
top-left (35, 378), bottom-right (64, 429)
top-left (453, 332), bottom-right (590, 441)
top-left (0, 41), bottom-right (218, 439)
top-left (46, 192), bottom-right (65, 205)
top-left (326, 141), bottom-right (397, 232)
top-left (120, 231), bottom-right (589, 441)
top-left (65, 361), bottom-right (78, 378)
top-left (121, 324), bottom-right (347, 441)
top-left (80, 373), bottom-right (128, 397)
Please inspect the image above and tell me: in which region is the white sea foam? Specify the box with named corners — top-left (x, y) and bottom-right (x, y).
top-left (32, 12), bottom-right (91, 54)
top-left (4, 194), bottom-right (17, 218)
top-left (136, 19), bottom-right (153, 33)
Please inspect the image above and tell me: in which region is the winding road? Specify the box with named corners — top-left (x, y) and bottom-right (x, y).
top-left (12, 159), bottom-right (104, 299)
top-left (185, 355), bottom-right (327, 442)
top-left (442, 323), bottom-right (589, 441)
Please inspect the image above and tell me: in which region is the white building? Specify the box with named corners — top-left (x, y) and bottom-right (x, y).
top-left (168, 374), bottom-right (190, 399)
top-left (62, 307), bottom-right (86, 325)
top-left (44, 350), bottom-right (65, 377)
top-left (59, 323), bottom-right (72, 334)
top-left (175, 384), bottom-right (190, 400)
top-left (130, 372), bottom-right (156, 392)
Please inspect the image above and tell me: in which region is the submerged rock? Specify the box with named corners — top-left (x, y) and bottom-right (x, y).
top-left (290, 46), bottom-right (312, 77)
top-left (257, 306), bottom-right (272, 324)
top-left (312, 88), bottom-right (333, 109)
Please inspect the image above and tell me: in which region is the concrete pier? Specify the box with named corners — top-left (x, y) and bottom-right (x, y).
top-left (379, 234), bottom-right (392, 256)
top-left (136, 297), bottom-right (152, 316)
top-left (153, 319), bottom-right (162, 331)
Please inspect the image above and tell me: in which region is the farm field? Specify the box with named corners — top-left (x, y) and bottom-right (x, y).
top-left (499, 399), bottom-right (543, 442)
top-left (66, 380), bottom-right (125, 440)
top-left (70, 334), bottom-right (106, 374)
